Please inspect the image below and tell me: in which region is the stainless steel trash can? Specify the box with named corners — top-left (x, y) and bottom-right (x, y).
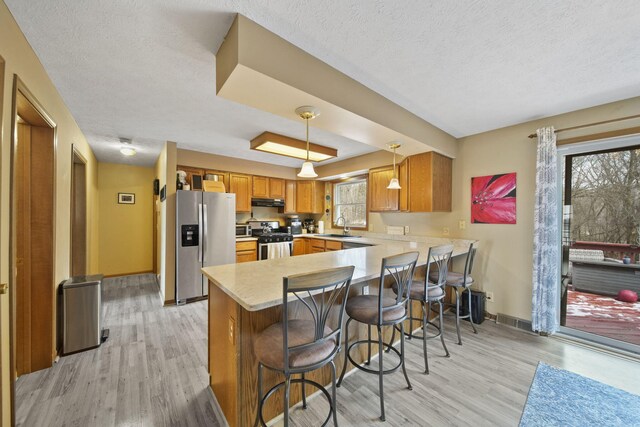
top-left (62, 274), bottom-right (105, 355)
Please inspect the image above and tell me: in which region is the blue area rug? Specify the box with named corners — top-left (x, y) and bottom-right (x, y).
top-left (520, 362), bottom-right (640, 426)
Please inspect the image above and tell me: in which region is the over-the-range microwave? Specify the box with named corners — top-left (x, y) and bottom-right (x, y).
top-left (235, 224), bottom-right (252, 237)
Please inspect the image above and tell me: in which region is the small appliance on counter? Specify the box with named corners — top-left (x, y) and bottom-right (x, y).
top-left (303, 218), bottom-right (315, 233)
top-left (235, 223), bottom-right (252, 237)
top-left (286, 216), bottom-right (302, 235)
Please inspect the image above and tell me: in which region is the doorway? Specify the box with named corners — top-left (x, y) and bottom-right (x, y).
top-left (10, 77), bottom-right (56, 378)
top-left (558, 136), bottom-right (640, 352)
top-left (70, 148), bottom-right (87, 276)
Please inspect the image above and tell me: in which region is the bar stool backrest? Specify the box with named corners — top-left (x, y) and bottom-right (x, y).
top-left (282, 265), bottom-right (355, 372)
top-left (462, 243), bottom-right (477, 283)
top-left (422, 244), bottom-right (455, 297)
top-left (377, 251), bottom-right (420, 326)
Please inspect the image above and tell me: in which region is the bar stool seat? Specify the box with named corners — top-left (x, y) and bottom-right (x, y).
top-left (345, 295), bottom-right (405, 324)
top-left (393, 281), bottom-right (445, 300)
top-left (429, 271), bottom-right (473, 287)
top-left (255, 320), bottom-right (336, 370)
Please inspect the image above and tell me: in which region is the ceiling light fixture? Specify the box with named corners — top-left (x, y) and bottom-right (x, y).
top-left (387, 142), bottom-right (401, 190)
top-left (250, 131), bottom-right (336, 162)
top-left (119, 138), bottom-right (136, 156)
top-left (295, 106), bottom-right (320, 178)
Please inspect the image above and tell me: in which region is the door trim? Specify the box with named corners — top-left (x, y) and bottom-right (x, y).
top-left (9, 75), bottom-right (58, 424)
top-left (70, 145), bottom-right (88, 276)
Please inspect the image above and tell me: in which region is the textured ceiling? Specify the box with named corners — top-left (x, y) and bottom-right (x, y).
top-left (6, 0), bottom-right (640, 167)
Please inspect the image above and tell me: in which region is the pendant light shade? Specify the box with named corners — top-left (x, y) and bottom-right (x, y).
top-left (295, 106), bottom-right (320, 178)
top-left (387, 142), bottom-right (402, 189)
top-left (387, 177), bottom-right (401, 190)
top-left (298, 161), bottom-right (318, 178)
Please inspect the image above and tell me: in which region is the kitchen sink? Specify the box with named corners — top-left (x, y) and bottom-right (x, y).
top-left (315, 234), bottom-right (362, 238)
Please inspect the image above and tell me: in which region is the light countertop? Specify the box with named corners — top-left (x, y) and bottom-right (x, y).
top-left (204, 236), bottom-right (476, 312)
top-left (235, 236), bottom-right (258, 242)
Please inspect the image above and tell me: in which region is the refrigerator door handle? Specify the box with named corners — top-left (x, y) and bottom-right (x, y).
top-left (203, 203), bottom-right (208, 263)
top-left (198, 203), bottom-right (203, 262)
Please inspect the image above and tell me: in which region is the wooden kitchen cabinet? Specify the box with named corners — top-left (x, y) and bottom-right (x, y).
top-left (252, 176), bottom-right (269, 198)
top-left (296, 180), bottom-right (325, 214)
top-left (307, 238), bottom-right (326, 254)
top-left (398, 158), bottom-right (409, 211)
top-left (253, 176), bottom-right (285, 199)
top-left (284, 180), bottom-right (296, 214)
top-left (204, 170), bottom-right (229, 192)
top-left (269, 178), bottom-right (285, 199)
top-left (369, 166), bottom-right (399, 212)
top-left (292, 238), bottom-right (305, 256)
top-left (236, 240), bottom-right (257, 263)
top-left (229, 173), bottom-right (252, 212)
top-left (177, 165), bottom-right (204, 189)
top-left (325, 240), bottom-right (343, 251)
top-left (401, 152), bottom-right (452, 212)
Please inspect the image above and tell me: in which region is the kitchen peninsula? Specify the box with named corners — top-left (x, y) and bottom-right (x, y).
top-left (203, 235), bottom-right (475, 426)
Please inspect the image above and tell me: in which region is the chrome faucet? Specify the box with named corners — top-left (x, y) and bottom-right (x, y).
top-left (336, 215), bottom-right (351, 236)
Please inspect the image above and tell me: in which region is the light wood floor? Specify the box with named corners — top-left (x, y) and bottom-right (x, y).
top-left (15, 274), bottom-right (640, 426)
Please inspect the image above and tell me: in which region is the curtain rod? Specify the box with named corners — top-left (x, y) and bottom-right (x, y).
top-left (527, 113), bottom-right (640, 138)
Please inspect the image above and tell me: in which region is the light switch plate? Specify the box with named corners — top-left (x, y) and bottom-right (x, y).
top-left (459, 220), bottom-right (466, 230)
top-left (387, 226), bottom-right (404, 235)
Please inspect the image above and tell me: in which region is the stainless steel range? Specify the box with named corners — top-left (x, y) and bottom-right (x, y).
top-left (248, 221), bottom-right (293, 260)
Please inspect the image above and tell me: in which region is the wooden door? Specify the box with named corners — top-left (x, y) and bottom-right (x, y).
top-left (292, 238), bottom-right (305, 256)
top-left (252, 176), bottom-right (269, 198)
top-left (268, 178), bottom-right (285, 199)
top-left (284, 180), bottom-right (296, 213)
top-left (13, 88), bottom-right (56, 376)
top-left (369, 166), bottom-right (399, 211)
top-left (229, 173), bottom-right (252, 212)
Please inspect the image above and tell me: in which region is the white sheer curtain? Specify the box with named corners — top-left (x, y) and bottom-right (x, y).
top-left (531, 126), bottom-right (560, 334)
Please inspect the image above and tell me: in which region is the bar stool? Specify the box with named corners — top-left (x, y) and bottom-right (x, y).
top-left (390, 244), bottom-right (453, 374)
top-left (253, 266), bottom-right (355, 427)
top-left (337, 252), bottom-right (419, 422)
top-left (429, 242), bottom-right (478, 345)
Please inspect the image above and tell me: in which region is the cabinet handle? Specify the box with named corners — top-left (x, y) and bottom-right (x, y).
top-left (0, 283), bottom-right (7, 295)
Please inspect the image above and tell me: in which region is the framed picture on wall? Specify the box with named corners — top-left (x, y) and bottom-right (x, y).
top-left (118, 193), bottom-right (136, 204)
top-left (471, 173), bottom-right (516, 224)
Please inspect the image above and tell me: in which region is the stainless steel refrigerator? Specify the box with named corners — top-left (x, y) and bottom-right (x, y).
top-left (176, 190), bottom-right (236, 304)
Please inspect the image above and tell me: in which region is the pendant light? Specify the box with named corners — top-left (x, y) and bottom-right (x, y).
top-left (387, 143), bottom-right (401, 189)
top-left (296, 106), bottom-right (320, 178)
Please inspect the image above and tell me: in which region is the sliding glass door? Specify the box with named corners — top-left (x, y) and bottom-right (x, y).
top-left (558, 136), bottom-right (640, 353)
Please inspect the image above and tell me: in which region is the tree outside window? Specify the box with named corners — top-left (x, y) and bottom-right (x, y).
top-left (333, 179), bottom-right (367, 228)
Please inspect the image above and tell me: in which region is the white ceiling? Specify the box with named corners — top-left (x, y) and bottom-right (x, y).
top-left (7, 1), bottom-right (640, 167)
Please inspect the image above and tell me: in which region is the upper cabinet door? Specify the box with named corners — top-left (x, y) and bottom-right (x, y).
top-left (295, 180), bottom-right (323, 213)
top-left (204, 170), bottom-right (230, 192)
top-left (178, 165), bottom-right (205, 190)
top-left (229, 173), bottom-right (252, 212)
top-left (398, 158), bottom-right (409, 212)
top-left (406, 152), bottom-right (452, 212)
top-left (284, 180), bottom-right (296, 213)
top-left (369, 166), bottom-right (399, 212)
top-left (269, 178), bottom-right (285, 199)
top-left (252, 176), bottom-right (269, 198)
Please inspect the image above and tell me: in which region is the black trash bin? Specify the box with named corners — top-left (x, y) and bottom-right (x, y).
top-left (458, 290), bottom-right (485, 324)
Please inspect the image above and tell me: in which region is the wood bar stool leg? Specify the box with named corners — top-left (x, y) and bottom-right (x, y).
top-left (377, 325), bottom-right (386, 422)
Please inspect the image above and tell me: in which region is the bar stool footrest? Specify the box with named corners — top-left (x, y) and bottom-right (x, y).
top-left (346, 339), bottom-right (403, 375)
